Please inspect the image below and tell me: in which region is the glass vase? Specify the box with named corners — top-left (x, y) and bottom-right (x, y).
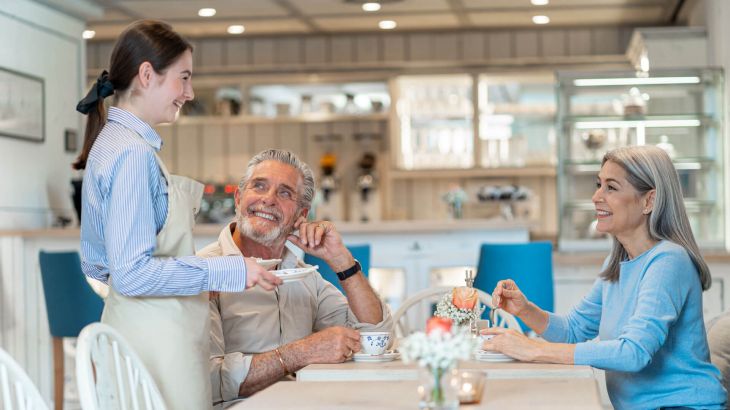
top-left (417, 366), bottom-right (459, 410)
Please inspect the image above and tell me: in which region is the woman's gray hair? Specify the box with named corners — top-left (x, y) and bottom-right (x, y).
top-left (238, 149), bottom-right (316, 210)
top-left (600, 145), bottom-right (711, 290)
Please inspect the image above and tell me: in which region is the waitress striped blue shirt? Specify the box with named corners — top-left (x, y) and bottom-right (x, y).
top-left (80, 107), bottom-right (247, 296)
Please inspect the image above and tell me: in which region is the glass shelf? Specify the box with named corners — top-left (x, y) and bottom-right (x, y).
top-left (564, 157), bottom-right (716, 174)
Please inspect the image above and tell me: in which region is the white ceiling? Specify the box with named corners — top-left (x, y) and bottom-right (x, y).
top-left (86, 0), bottom-right (683, 39)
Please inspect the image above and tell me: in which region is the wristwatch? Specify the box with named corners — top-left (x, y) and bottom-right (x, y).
top-left (336, 259), bottom-right (362, 281)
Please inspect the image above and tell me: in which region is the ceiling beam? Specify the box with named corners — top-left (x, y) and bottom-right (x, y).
top-left (272, 0), bottom-right (322, 33)
top-left (446, 0), bottom-right (471, 27)
top-left (90, 0), bottom-right (144, 20)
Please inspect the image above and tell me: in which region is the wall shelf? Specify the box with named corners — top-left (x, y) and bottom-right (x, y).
top-left (165, 112), bottom-right (389, 126)
top-left (389, 166), bottom-right (556, 180)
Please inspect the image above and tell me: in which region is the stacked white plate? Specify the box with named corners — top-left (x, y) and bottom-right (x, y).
top-left (474, 349), bottom-right (515, 363)
top-left (352, 351), bottom-right (400, 363)
top-left (269, 265), bottom-right (318, 283)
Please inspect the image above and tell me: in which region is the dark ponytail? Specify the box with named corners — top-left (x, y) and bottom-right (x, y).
top-left (73, 20), bottom-right (192, 170)
top-left (73, 71), bottom-right (113, 170)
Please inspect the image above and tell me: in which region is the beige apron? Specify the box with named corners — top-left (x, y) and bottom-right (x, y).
top-left (102, 150), bottom-right (210, 410)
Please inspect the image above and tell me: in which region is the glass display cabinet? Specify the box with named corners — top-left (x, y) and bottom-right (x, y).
top-left (392, 75), bottom-right (474, 170)
top-left (557, 68), bottom-right (725, 250)
top-left (477, 74), bottom-right (556, 168)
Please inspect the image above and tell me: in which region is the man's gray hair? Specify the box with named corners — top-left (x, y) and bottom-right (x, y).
top-left (238, 149), bottom-right (316, 210)
top-left (599, 145), bottom-right (711, 290)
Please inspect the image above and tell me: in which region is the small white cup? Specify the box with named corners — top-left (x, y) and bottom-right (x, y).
top-left (360, 331), bottom-right (390, 355)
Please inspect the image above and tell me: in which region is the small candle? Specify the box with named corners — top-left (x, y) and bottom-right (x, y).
top-left (459, 381), bottom-right (475, 402)
top-left (457, 371), bottom-right (485, 404)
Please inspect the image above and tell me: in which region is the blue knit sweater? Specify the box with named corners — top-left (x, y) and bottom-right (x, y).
top-left (543, 240), bottom-right (726, 410)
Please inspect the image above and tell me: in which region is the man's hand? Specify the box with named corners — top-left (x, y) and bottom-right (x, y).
top-left (287, 218), bottom-right (353, 273)
top-left (243, 257), bottom-right (282, 290)
top-left (294, 326), bottom-right (361, 364)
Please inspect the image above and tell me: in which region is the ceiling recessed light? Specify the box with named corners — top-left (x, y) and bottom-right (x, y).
top-left (531, 0), bottom-right (549, 5)
top-left (227, 25), bottom-right (245, 35)
top-left (379, 20), bottom-right (396, 29)
top-left (362, 2), bottom-right (381, 12)
top-left (82, 30), bottom-right (96, 39)
top-left (532, 15), bottom-right (550, 24)
top-left (198, 8), bottom-right (216, 17)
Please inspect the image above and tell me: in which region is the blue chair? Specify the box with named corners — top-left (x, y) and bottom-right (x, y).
top-left (39, 251), bottom-right (104, 410)
top-left (303, 244), bottom-right (370, 293)
top-left (474, 242), bottom-right (554, 332)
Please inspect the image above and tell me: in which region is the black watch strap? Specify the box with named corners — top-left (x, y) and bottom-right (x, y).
top-left (336, 259), bottom-right (361, 281)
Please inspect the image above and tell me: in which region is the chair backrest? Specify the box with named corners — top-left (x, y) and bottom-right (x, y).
top-left (392, 286), bottom-right (521, 338)
top-left (76, 323), bottom-right (166, 410)
top-left (474, 242), bottom-right (554, 331)
top-left (303, 244), bottom-right (370, 293)
top-left (0, 348), bottom-right (48, 410)
top-left (39, 251), bottom-right (104, 337)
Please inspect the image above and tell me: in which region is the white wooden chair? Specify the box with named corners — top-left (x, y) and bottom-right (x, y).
top-left (392, 286), bottom-right (522, 337)
top-left (0, 347), bottom-right (48, 410)
top-left (75, 323), bottom-right (166, 410)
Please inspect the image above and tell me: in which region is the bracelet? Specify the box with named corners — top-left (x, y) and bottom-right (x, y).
top-left (274, 348), bottom-right (290, 374)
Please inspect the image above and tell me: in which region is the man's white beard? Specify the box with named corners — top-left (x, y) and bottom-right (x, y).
top-left (238, 212), bottom-right (288, 246)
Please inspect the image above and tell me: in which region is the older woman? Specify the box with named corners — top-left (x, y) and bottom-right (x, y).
top-left (482, 145), bottom-right (726, 410)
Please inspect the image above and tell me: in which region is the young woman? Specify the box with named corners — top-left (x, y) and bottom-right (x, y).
top-left (482, 145), bottom-right (726, 409)
top-left (74, 20), bottom-right (280, 409)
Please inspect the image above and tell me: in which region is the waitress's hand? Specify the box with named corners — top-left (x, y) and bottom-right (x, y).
top-left (492, 279), bottom-right (529, 317)
top-left (244, 257), bottom-right (282, 290)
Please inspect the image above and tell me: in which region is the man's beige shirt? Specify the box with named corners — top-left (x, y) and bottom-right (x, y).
top-left (198, 223), bottom-right (393, 404)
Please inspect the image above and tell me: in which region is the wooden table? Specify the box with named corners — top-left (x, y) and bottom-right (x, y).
top-left (296, 359), bottom-right (595, 382)
top-left (229, 378), bottom-right (604, 409)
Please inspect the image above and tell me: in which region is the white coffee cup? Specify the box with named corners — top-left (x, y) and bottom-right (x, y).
top-left (359, 331), bottom-right (390, 355)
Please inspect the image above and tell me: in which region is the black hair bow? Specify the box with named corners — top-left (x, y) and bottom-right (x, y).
top-left (76, 70), bottom-right (114, 114)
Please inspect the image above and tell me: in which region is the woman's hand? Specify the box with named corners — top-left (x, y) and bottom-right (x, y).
top-left (480, 327), bottom-right (543, 362)
top-left (481, 327), bottom-right (575, 364)
top-left (492, 279), bottom-right (529, 316)
top-left (243, 257), bottom-right (282, 290)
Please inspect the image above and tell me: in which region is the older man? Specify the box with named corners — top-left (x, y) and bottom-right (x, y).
top-left (199, 149), bottom-right (392, 406)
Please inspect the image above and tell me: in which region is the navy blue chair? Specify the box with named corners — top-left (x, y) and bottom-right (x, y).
top-left (39, 251), bottom-right (104, 410)
top-left (474, 242), bottom-right (554, 332)
top-left (303, 244), bottom-right (370, 293)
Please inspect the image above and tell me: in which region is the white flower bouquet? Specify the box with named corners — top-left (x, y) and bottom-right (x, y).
top-left (400, 317), bottom-right (477, 369)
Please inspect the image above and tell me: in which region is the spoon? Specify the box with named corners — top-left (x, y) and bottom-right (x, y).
top-left (490, 282), bottom-right (504, 327)
top-left (489, 306), bottom-right (500, 328)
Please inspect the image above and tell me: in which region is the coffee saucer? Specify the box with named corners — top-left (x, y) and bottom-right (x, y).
top-left (474, 350), bottom-right (515, 363)
top-left (269, 266), bottom-right (318, 283)
top-left (352, 351), bottom-right (400, 363)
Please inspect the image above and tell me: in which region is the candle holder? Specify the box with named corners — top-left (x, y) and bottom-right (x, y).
top-left (456, 370), bottom-right (486, 404)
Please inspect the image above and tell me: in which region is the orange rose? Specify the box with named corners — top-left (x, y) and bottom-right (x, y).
top-left (426, 316), bottom-right (453, 335)
top-left (452, 287), bottom-right (478, 310)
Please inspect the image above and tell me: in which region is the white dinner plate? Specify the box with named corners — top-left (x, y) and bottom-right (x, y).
top-left (254, 258), bottom-right (282, 269)
top-left (269, 265), bottom-right (318, 283)
top-left (474, 350), bottom-right (516, 363)
top-left (352, 351), bottom-right (400, 363)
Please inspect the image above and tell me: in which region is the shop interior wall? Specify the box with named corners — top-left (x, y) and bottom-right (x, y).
top-left (0, 0), bottom-right (84, 230)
